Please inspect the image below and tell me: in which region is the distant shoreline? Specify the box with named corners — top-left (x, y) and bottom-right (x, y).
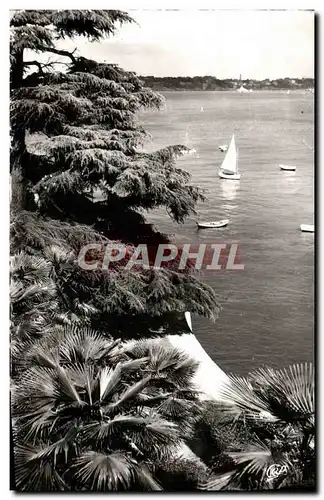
top-left (142, 89), bottom-right (313, 92)
top-left (140, 76), bottom-right (314, 92)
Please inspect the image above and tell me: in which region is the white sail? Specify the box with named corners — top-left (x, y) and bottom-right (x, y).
top-left (182, 130), bottom-right (196, 155)
top-left (220, 135), bottom-right (237, 174)
top-left (184, 311), bottom-right (192, 332)
top-left (168, 312), bottom-right (230, 400)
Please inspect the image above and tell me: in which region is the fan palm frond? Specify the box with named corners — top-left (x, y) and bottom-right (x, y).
top-left (228, 437), bottom-right (275, 478)
top-left (15, 444), bottom-right (67, 491)
top-left (99, 364), bottom-right (123, 402)
top-left (156, 396), bottom-right (201, 435)
top-left (10, 252), bottom-right (53, 284)
top-left (73, 451), bottom-right (135, 491)
top-left (26, 326), bottom-right (123, 368)
top-left (251, 363), bottom-right (314, 428)
top-left (218, 374), bottom-right (277, 423)
top-left (59, 327), bottom-right (122, 366)
top-left (25, 344), bottom-right (61, 369)
top-left (81, 413), bottom-right (179, 455)
top-left (82, 415), bottom-right (148, 442)
top-left (129, 414), bottom-right (179, 451)
top-left (123, 339), bottom-right (199, 389)
top-left (27, 425), bottom-right (78, 466)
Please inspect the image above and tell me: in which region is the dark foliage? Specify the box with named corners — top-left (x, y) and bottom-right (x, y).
top-left (9, 10), bottom-right (221, 492)
top-left (10, 9), bottom-right (220, 346)
top-left (12, 326), bottom-right (205, 491)
top-left (153, 457), bottom-right (210, 491)
top-left (196, 365), bottom-right (315, 491)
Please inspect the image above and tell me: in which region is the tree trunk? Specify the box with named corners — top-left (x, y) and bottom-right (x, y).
top-left (10, 166), bottom-right (27, 214)
top-left (10, 49), bottom-right (27, 212)
top-left (10, 49), bottom-right (24, 90)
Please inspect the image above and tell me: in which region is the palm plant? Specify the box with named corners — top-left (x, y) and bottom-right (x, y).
top-left (121, 339), bottom-right (202, 435)
top-left (12, 326), bottom-right (202, 491)
top-left (10, 251), bottom-right (60, 369)
top-left (198, 363), bottom-right (315, 491)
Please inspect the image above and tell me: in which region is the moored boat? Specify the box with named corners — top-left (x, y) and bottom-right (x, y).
top-left (196, 219), bottom-right (229, 229)
top-left (279, 164), bottom-right (296, 171)
top-left (300, 224), bottom-right (314, 233)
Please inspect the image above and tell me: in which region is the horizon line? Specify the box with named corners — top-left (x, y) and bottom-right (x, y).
top-left (139, 75), bottom-right (314, 80)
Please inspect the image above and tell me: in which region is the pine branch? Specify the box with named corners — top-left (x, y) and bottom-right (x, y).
top-left (38, 45), bottom-right (77, 63)
top-left (23, 61), bottom-right (44, 74)
top-left (23, 60), bottom-right (58, 74)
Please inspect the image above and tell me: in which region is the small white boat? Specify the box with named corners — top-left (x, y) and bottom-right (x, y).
top-left (300, 224), bottom-right (314, 233)
top-left (236, 85), bottom-right (249, 94)
top-left (219, 135), bottom-right (241, 180)
top-left (279, 164), bottom-right (296, 171)
top-left (218, 144), bottom-right (228, 152)
top-left (196, 219), bottom-right (229, 229)
top-left (219, 170), bottom-right (241, 180)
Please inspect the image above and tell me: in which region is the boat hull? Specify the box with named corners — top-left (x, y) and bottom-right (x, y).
top-left (219, 171), bottom-right (241, 180)
top-left (300, 224), bottom-right (314, 233)
top-left (279, 164), bottom-right (296, 171)
top-left (197, 219), bottom-right (229, 229)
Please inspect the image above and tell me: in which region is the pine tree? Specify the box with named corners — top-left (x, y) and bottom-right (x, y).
top-left (10, 9), bottom-right (220, 341)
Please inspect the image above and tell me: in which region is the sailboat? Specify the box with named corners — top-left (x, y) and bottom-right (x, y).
top-left (181, 129), bottom-right (196, 155)
top-left (219, 135), bottom-right (241, 180)
top-left (237, 85), bottom-right (249, 94)
top-left (236, 73), bottom-right (249, 94)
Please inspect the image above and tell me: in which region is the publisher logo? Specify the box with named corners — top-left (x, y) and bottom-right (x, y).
top-left (266, 464), bottom-right (288, 480)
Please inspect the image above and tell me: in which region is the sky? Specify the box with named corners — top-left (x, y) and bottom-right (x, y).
top-left (58, 9), bottom-right (314, 80)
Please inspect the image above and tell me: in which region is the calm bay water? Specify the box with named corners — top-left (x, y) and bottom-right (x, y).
top-left (139, 91), bottom-right (314, 375)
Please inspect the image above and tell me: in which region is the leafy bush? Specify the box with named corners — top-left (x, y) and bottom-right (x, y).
top-left (153, 456), bottom-right (210, 491)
